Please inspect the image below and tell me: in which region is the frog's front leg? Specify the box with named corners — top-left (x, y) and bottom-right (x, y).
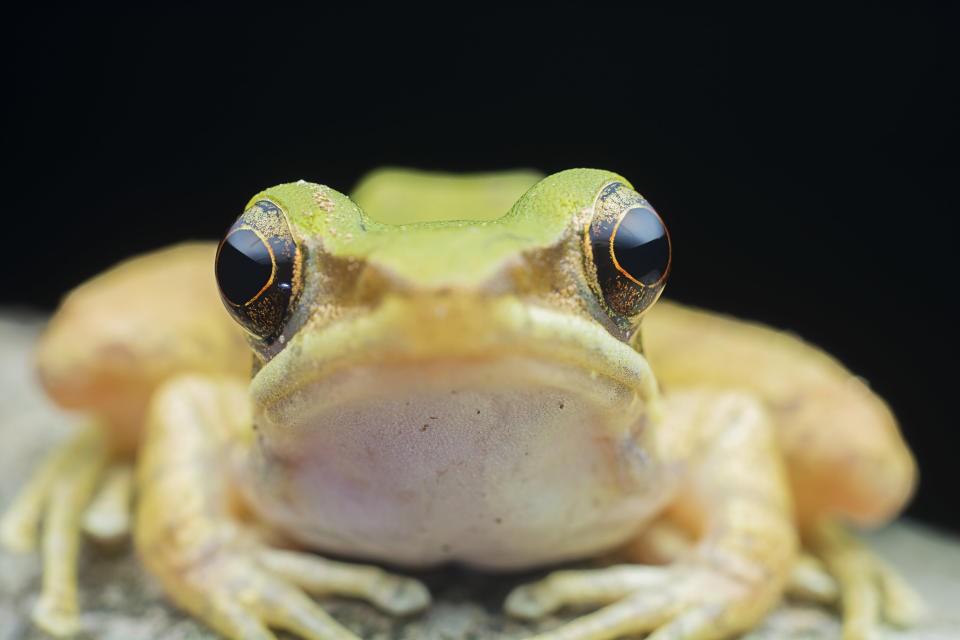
top-left (506, 390), bottom-right (797, 640)
top-left (136, 375), bottom-right (431, 640)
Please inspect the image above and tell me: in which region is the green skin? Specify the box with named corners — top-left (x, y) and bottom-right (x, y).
top-left (291, 167), bottom-right (601, 283)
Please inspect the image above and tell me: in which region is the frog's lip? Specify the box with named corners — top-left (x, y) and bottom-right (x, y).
top-left (251, 294), bottom-right (658, 411)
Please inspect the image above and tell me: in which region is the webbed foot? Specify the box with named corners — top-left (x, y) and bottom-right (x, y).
top-left (140, 523), bottom-right (429, 640)
top-left (505, 560), bottom-right (778, 640)
top-left (0, 422), bottom-right (111, 636)
top-left (809, 519), bottom-right (925, 639)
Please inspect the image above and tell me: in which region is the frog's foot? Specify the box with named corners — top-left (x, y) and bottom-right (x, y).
top-left (623, 519), bottom-right (842, 607)
top-left (136, 375), bottom-right (431, 640)
top-left (0, 421), bottom-right (110, 637)
top-left (624, 519), bottom-right (839, 606)
top-left (143, 530), bottom-right (430, 640)
top-left (257, 548), bottom-right (431, 616)
top-left (808, 519), bottom-right (925, 639)
top-left (505, 560), bottom-right (783, 640)
top-left (505, 390), bottom-right (800, 640)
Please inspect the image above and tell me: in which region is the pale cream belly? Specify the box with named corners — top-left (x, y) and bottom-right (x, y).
top-left (240, 357), bottom-right (676, 570)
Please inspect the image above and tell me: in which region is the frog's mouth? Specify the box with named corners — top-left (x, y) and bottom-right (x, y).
top-left (244, 294), bottom-right (668, 569)
top-left (250, 292), bottom-right (661, 478)
top-left (251, 293), bottom-right (658, 434)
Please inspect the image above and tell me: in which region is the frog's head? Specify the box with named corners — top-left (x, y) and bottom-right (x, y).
top-left (214, 169), bottom-right (671, 481)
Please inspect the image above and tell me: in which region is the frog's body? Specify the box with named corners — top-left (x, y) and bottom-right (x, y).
top-left (1, 169), bottom-right (918, 640)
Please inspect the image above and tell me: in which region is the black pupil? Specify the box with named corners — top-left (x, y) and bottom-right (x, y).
top-left (217, 228), bottom-right (273, 304)
top-left (613, 206), bottom-right (669, 285)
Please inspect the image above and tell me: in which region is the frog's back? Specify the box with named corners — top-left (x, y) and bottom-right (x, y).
top-left (643, 299), bottom-right (917, 529)
top-left (351, 167), bottom-right (544, 224)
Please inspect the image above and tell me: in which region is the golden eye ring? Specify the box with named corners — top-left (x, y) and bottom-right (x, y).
top-left (215, 199), bottom-right (301, 341)
top-left (585, 181), bottom-right (671, 326)
top-left (215, 226), bottom-right (276, 307)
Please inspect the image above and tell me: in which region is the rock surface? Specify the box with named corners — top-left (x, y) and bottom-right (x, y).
top-left (1, 312), bottom-right (958, 639)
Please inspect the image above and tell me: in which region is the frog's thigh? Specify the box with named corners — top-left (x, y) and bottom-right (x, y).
top-left (136, 375), bottom-right (430, 640)
top-left (506, 390), bottom-right (797, 640)
top-left (643, 301), bottom-right (916, 529)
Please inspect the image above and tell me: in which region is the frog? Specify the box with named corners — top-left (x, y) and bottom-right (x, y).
top-left (1, 168), bottom-right (922, 640)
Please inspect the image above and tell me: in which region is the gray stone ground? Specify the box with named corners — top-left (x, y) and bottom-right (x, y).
top-left (0, 313), bottom-right (958, 640)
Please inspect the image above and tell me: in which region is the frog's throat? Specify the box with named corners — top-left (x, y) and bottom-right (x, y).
top-left (244, 295), bottom-right (665, 568)
top-left (250, 295), bottom-right (661, 433)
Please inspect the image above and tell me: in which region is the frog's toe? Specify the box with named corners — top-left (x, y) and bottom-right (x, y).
top-left (0, 423), bottom-right (109, 637)
top-left (154, 545), bottom-right (365, 640)
top-left (244, 571), bottom-right (366, 640)
top-left (81, 463), bottom-right (133, 543)
top-left (506, 562), bottom-right (781, 640)
top-left (504, 583), bottom-right (555, 620)
top-left (785, 551), bottom-right (839, 603)
top-left (811, 519), bottom-right (925, 639)
top-left (1, 423), bottom-right (108, 555)
top-left (206, 599), bottom-right (277, 640)
top-left (875, 555), bottom-right (926, 627)
top-left (504, 582), bottom-right (561, 620)
top-left (256, 548), bottom-right (431, 615)
top-left (504, 565), bottom-right (674, 620)
top-left (368, 574), bottom-right (431, 615)
top-left (143, 540), bottom-right (429, 640)
top-left (32, 598), bottom-right (83, 637)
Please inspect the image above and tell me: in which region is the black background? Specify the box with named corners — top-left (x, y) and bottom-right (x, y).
top-left (6, 6), bottom-right (958, 532)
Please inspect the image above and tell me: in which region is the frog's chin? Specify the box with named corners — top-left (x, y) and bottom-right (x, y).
top-left (251, 294), bottom-right (660, 459)
top-left (241, 297), bottom-right (670, 569)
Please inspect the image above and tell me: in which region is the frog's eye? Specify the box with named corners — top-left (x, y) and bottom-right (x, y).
top-left (215, 198), bottom-right (301, 341)
top-left (585, 181), bottom-right (671, 326)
